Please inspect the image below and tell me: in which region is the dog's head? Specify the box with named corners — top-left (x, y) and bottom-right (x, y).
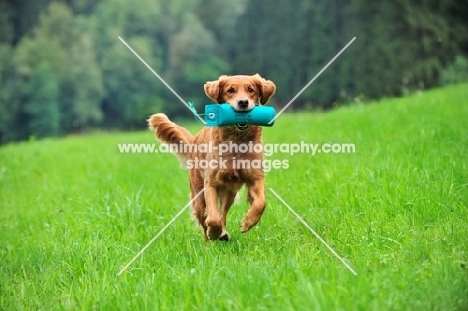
top-left (204, 74), bottom-right (276, 112)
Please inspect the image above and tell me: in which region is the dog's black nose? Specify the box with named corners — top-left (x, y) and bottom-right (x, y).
top-left (238, 99), bottom-right (249, 109)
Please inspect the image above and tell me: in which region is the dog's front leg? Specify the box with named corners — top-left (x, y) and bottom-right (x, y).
top-left (204, 184), bottom-right (223, 240)
top-left (218, 192), bottom-right (237, 241)
top-left (242, 179), bottom-right (266, 232)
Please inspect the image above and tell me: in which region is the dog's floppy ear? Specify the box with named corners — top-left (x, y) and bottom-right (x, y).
top-left (253, 73), bottom-right (276, 105)
top-left (204, 75), bottom-right (229, 103)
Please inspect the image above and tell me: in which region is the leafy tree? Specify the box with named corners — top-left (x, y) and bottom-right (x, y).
top-left (439, 55), bottom-right (468, 85)
top-left (194, 0), bottom-right (247, 64)
top-left (0, 2), bottom-right (13, 44)
top-left (167, 12), bottom-right (230, 105)
top-left (92, 0), bottom-right (230, 119)
top-left (10, 3), bottom-right (71, 140)
top-left (68, 32), bottom-right (104, 130)
top-left (3, 0), bottom-right (51, 45)
top-left (24, 62), bottom-right (60, 138)
top-left (0, 44), bottom-right (14, 142)
top-left (8, 34), bottom-right (65, 141)
top-left (91, 0), bottom-right (169, 124)
top-left (101, 36), bottom-right (164, 127)
top-left (65, 0), bottom-right (102, 14)
top-left (12, 2), bottom-right (105, 133)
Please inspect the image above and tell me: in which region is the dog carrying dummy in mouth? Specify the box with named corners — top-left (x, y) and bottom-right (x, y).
top-left (148, 74), bottom-right (276, 242)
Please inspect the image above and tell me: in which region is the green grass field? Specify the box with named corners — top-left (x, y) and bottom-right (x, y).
top-left (1, 83), bottom-right (467, 310)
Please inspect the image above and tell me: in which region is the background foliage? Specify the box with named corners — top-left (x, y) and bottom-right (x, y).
top-left (0, 0), bottom-right (467, 142)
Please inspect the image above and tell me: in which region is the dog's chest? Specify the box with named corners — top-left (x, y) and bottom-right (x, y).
top-left (213, 154), bottom-right (263, 185)
top-left (217, 168), bottom-right (242, 184)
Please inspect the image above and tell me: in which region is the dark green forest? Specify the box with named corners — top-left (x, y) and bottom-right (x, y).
top-left (0, 0), bottom-right (467, 143)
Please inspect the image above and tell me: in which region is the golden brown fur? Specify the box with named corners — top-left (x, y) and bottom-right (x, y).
top-left (148, 74), bottom-right (276, 241)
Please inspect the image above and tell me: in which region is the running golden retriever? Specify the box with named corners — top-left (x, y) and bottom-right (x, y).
top-left (148, 74), bottom-right (276, 241)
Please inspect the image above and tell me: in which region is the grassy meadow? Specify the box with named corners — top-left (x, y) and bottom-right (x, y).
top-left (1, 83), bottom-right (467, 310)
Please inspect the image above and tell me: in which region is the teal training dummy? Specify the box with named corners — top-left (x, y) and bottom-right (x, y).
top-left (189, 102), bottom-right (276, 127)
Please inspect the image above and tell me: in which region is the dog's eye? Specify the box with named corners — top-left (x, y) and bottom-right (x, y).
top-left (227, 87), bottom-right (235, 94)
top-left (247, 86), bottom-right (254, 93)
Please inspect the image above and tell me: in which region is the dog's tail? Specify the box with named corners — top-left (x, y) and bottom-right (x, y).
top-left (147, 113), bottom-right (194, 164)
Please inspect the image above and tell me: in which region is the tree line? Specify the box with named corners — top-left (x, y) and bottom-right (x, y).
top-left (0, 0), bottom-right (467, 143)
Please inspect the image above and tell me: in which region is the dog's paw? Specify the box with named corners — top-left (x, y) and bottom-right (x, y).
top-left (219, 231), bottom-right (230, 241)
top-left (206, 225), bottom-right (223, 240)
top-left (241, 218), bottom-right (254, 233)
